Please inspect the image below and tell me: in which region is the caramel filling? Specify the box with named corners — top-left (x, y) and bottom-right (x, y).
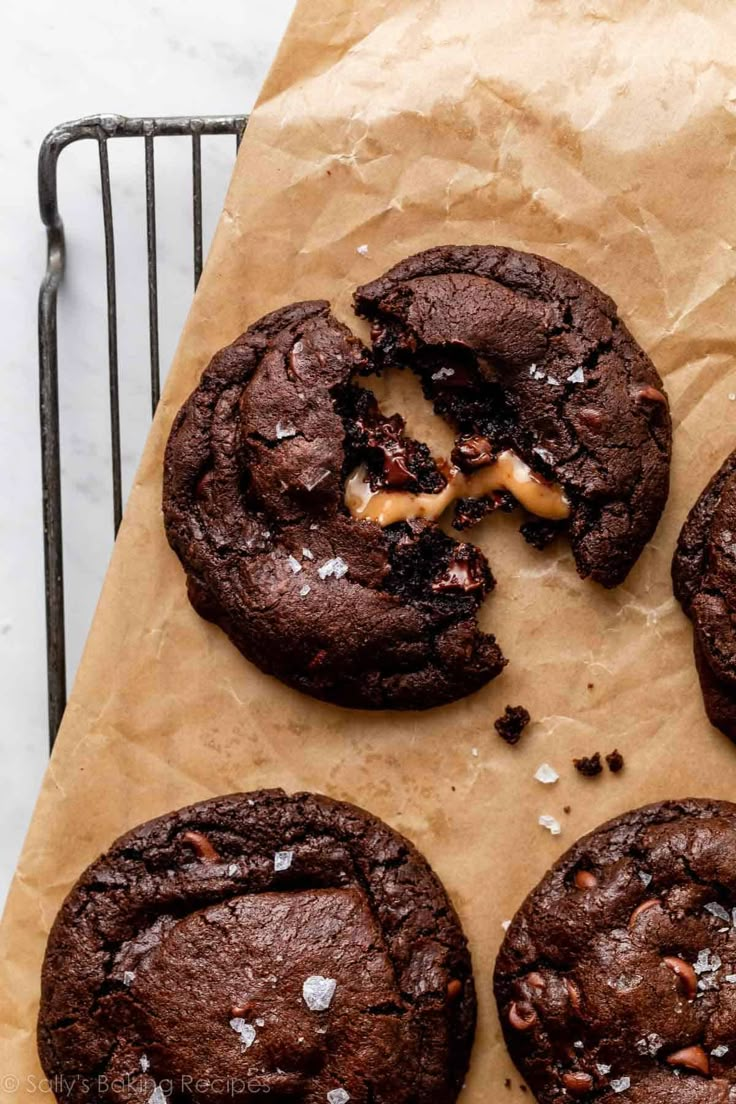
top-left (345, 449), bottom-right (570, 526)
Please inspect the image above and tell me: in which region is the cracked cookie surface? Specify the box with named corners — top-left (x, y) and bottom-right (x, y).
top-left (673, 450), bottom-right (736, 742)
top-left (163, 300), bottom-right (503, 710)
top-left (38, 790), bottom-right (475, 1104)
top-left (494, 798), bottom-right (736, 1103)
top-left (355, 245), bottom-right (671, 588)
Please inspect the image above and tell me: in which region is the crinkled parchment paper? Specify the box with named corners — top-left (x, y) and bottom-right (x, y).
top-left (5, 0), bottom-right (736, 1097)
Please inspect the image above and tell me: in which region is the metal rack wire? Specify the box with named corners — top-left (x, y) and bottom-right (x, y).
top-left (38, 113), bottom-right (248, 747)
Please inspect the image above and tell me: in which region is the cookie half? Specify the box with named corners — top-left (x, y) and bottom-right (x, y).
top-left (494, 798), bottom-right (736, 1103)
top-left (673, 450), bottom-right (736, 741)
top-left (38, 790), bottom-right (475, 1104)
top-left (355, 245), bottom-right (671, 587)
top-left (163, 300), bottom-right (504, 710)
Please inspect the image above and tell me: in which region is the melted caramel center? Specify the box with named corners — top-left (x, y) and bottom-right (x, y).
top-left (345, 450), bottom-right (570, 526)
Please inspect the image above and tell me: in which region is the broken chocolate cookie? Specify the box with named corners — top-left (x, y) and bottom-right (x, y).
top-left (355, 245), bottom-right (671, 587)
top-left (495, 798), bottom-right (736, 1103)
top-left (163, 301), bottom-right (504, 709)
top-left (673, 448), bottom-right (736, 743)
top-left (38, 790), bottom-right (476, 1104)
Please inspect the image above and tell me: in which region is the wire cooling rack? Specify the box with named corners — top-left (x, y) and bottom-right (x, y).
top-left (39, 113), bottom-right (248, 747)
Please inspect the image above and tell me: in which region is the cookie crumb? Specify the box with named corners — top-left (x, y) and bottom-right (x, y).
top-left (495, 705), bottom-right (531, 745)
top-left (606, 749), bottom-right (625, 773)
top-left (573, 752), bottom-right (603, 777)
top-left (520, 519), bottom-right (560, 551)
top-left (504, 1079), bottom-right (512, 1089)
top-left (563, 805), bottom-right (572, 815)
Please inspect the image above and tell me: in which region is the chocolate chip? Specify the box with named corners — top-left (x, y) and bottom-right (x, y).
top-left (635, 384), bottom-right (667, 405)
top-left (573, 752), bottom-right (603, 777)
top-left (508, 1001), bottom-right (537, 1031)
top-left (606, 749), bottom-right (624, 773)
top-left (452, 434), bottom-right (495, 470)
top-left (561, 1072), bottom-right (593, 1096)
top-left (565, 978), bottom-right (582, 1013)
top-left (495, 705), bottom-right (531, 745)
top-left (666, 1045), bottom-right (709, 1075)
top-left (447, 979), bottom-right (463, 1001)
top-left (432, 549), bottom-right (487, 593)
top-left (181, 831), bottom-right (221, 863)
top-left (578, 407), bottom-right (605, 431)
top-left (628, 898), bottom-right (658, 929)
top-left (663, 956), bottom-right (698, 1000)
top-left (574, 870), bottom-right (598, 889)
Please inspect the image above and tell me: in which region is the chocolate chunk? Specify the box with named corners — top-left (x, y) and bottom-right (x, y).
top-left (573, 752), bottom-right (603, 777)
top-left (39, 790), bottom-right (476, 1104)
top-left (451, 434), bottom-right (495, 470)
top-left (495, 705), bottom-right (531, 745)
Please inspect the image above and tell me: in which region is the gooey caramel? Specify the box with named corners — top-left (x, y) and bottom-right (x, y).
top-left (345, 449), bottom-right (570, 527)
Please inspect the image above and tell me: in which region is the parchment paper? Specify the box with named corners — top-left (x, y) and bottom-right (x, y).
top-left (5, 1), bottom-right (736, 1097)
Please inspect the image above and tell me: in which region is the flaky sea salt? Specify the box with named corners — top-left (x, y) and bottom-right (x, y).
top-left (318, 557), bottom-right (348, 580)
top-left (227, 863), bottom-right (238, 876)
top-left (123, 971), bottom-right (135, 987)
top-left (534, 763), bottom-right (559, 784)
top-left (501, 919), bottom-right (511, 931)
top-left (538, 814), bottom-right (561, 835)
top-left (729, 393), bottom-right (736, 401)
top-left (304, 469), bottom-right (331, 491)
top-left (302, 548), bottom-right (314, 560)
top-left (726, 974), bottom-right (736, 984)
top-left (299, 584), bottom-right (311, 598)
top-left (610, 974), bottom-right (643, 992)
top-left (140, 1055), bottom-right (150, 1073)
top-left (432, 367), bottom-right (455, 380)
top-left (596, 1063), bottom-right (612, 1075)
top-left (471, 747), bottom-right (479, 757)
top-left (275, 421), bottom-right (297, 439)
top-left (287, 555), bottom-right (302, 574)
top-left (327, 1091), bottom-right (350, 1104)
top-left (303, 976), bottom-right (337, 1012)
top-left (705, 902), bottom-right (731, 922)
top-left (274, 850), bottom-right (294, 872)
top-left (610, 1078), bottom-right (631, 1094)
top-left (230, 1018), bottom-right (257, 1049)
top-left (546, 375), bottom-right (560, 386)
top-left (712, 1045), bottom-right (730, 1057)
top-left (356, 244), bottom-right (369, 256)
top-left (529, 364), bottom-right (545, 381)
top-left (148, 1088), bottom-right (167, 1104)
top-left (638, 871), bottom-right (653, 887)
top-left (636, 1033), bottom-right (663, 1056)
top-left (694, 948), bottom-right (721, 975)
top-left (567, 367), bottom-right (585, 384)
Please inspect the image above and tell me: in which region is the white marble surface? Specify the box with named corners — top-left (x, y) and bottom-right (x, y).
top-left (0, 0), bottom-right (296, 909)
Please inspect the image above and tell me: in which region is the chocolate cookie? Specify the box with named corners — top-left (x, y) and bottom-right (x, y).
top-left (494, 798), bottom-right (736, 1103)
top-left (163, 301), bottom-right (504, 710)
top-left (355, 245), bottom-right (671, 588)
top-left (38, 789), bottom-right (475, 1104)
top-left (673, 450), bottom-right (736, 742)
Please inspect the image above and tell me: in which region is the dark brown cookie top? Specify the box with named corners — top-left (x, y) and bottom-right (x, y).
top-left (673, 450), bottom-right (736, 741)
top-left (355, 245), bottom-right (671, 588)
top-left (38, 790), bottom-right (475, 1104)
top-left (163, 300), bottom-right (504, 710)
top-left (494, 799), bottom-right (736, 1104)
